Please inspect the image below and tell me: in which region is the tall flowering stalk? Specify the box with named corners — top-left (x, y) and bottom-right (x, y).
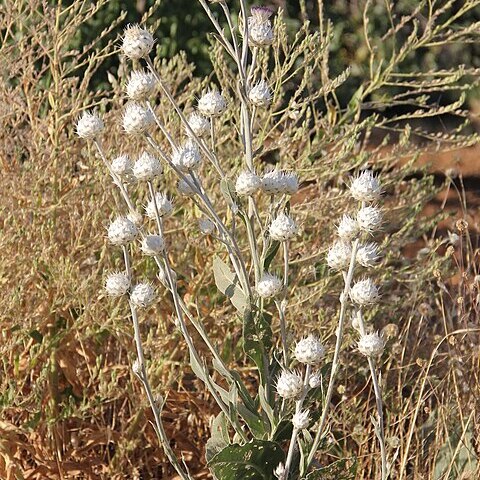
top-left (76, 5), bottom-right (392, 479)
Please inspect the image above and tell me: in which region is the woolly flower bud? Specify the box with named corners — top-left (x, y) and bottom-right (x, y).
top-left (105, 272), bottom-right (130, 297)
top-left (122, 103), bottom-right (154, 135)
top-left (274, 463), bottom-right (286, 480)
top-left (248, 80), bottom-right (272, 107)
top-left (269, 213), bottom-right (298, 241)
top-left (350, 278), bottom-right (379, 305)
top-left (327, 241), bottom-right (352, 271)
top-left (292, 409), bottom-right (311, 430)
top-left (337, 214), bottom-right (360, 240)
top-left (107, 217), bottom-right (138, 245)
top-left (141, 234), bottom-right (165, 256)
top-left (127, 210), bottom-right (143, 227)
top-left (309, 371), bottom-right (322, 389)
top-left (276, 370), bottom-right (303, 399)
top-left (126, 70), bottom-right (157, 101)
top-left (121, 24), bottom-right (154, 60)
top-left (262, 170), bottom-right (298, 195)
top-left (198, 218), bottom-right (215, 235)
top-left (145, 193), bottom-right (173, 219)
top-left (132, 151), bottom-right (162, 181)
top-left (350, 170), bottom-right (382, 203)
top-left (177, 175), bottom-right (197, 197)
top-left (256, 273), bottom-right (283, 298)
top-left (358, 332), bottom-right (385, 357)
top-left (132, 359), bottom-right (142, 376)
top-left (76, 111), bottom-right (104, 139)
top-left (357, 205), bottom-right (383, 233)
top-left (186, 112), bottom-right (210, 138)
top-left (294, 335), bottom-right (325, 365)
top-left (111, 154), bottom-right (133, 177)
top-left (248, 7), bottom-right (274, 47)
top-left (356, 242), bottom-right (380, 267)
top-left (172, 140), bottom-right (202, 172)
top-left (130, 282), bottom-right (155, 308)
top-left (198, 89), bottom-right (227, 117)
top-left (235, 170), bottom-right (262, 196)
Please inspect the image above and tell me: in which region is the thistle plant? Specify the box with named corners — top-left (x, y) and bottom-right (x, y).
top-left (73, 1), bottom-right (480, 479)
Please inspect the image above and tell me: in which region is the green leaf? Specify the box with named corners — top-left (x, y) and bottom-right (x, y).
top-left (209, 440), bottom-right (285, 480)
top-left (206, 412), bottom-right (230, 462)
top-left (263, 240), bottom-right (280, 271)
top-left (220, 178), bottom-right (238, 208)
top-left (213, 255), bottom-right (248, 313)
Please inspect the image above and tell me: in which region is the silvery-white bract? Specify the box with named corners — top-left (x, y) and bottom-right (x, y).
top-left (358, 332), bottom-right (385, 357)
top-left (269, 213), bottom-right (298, 241)
top-left (76, 111), bottom-right (104, 139)
top-left (248, 80), bottom-right (272, 107)
top-left (357, 205), bottom-right (383, 233)
top-left (126, 70), bottom-right (157, 101)
top-left (350, 278), bottom-right (379, 305)
top-left (276, 370), bottom-right (303, 399)
top-left (356, 242), bottom-right (380, 267)
top-left (141, 234), bottom-right (165, 255)
top-left (145, 192), bottom-right (173, 218)
top-left (350, 170), bottom-right (382, 203)
top-left (121, 24), bottom-right (154, 60)
top-left (235, 170), bottom-right (262, 196)
top-left (294, 335), bottom-right (325, 365)
top-left (111, 154), bottom-right (133, 177)
top-left (292, 409), bottom-right (311, 430)
top-left (337, 214), bottom-right (359, 240)
top-left (107, 217), bottom-right (138, 245)
top-left (256, 273), bottom-right (283, 298)
top-left (327, 240), bottom-right (352, 270)
top-left (122, 102), bottom-right (155, 135)
top-left (130, 282), bottom-right (155, 308)
top-left (198, 89), bottom-right (227, 117)
top-left (105, 272), bottom-right (131, 296)
top-left (186, 112), bottom-right (210, 138)
top-left (133, 151), bottom-right (163, 181)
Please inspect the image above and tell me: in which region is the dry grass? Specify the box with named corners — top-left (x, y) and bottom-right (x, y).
top-left (1, 0), bottom-right (479, 478)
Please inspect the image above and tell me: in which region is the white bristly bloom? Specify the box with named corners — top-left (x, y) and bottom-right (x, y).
top-left (357, 205), bottom-right (383, 233)
top-left (145, 192), bottom-right (173, 219)
top-left (177, 175), bottom-right (197, 197)
top-left (356, 242), bottom-right (380, 267)
top-left (248, 6), bottom-right (274, 47)
top-left (276, 370), bottom-right (303, 399)
top-left (274, 463), bottom-right (286, 480)
top-left (198, 89), bottom-right (227, 117)
top-left (186, 112), bottom-right (210, 138)
top-left (248, 80), bottom-right (272, 107)
top-left (122, 102), bottom-right (154, 135)
top-left (327, 240), bottom-right (352, 271)
top-left (126, 70), bottom-right (157, 101)
top-left (132, 151), bottom-right (163, 181)
top-left (358, 332), bottom-right (385, 357)
top-left (269, 213), bottom-right (298, 241)
top-left (76, 111), bottom-right (104, 139)
top-left (294, 335), bottom-right (325, 365)
top-left (350, 278), bottom-right (380, 305)
top-left (337, 214), bottom-right (359, 240)
top-left (110, 154), bottom-right (133, 177)
top-left (130, 282), bottom-right (155, 308)
top-left (172, 140), bottom-right (202, 172)
top-left (198, 218), bottom-right (215, 235)
top-left (256, 273), bottom-right (283, 298)
top-left (107, 217), bottom-right (138, 245)
top-left (105, 272), bottom-right (131, 296)
top-left (292, 409), bottom-right (311, 430)
top-left (121, 24), bottom-right (154, 60)
top-left (141, 234), bottom-right (165, 255)
top-left (235, 170), bottom-right (262, 196)
top-left (308, 371), bottom-right (322, 389)
top-left (350, 170), bottom-right (382, 203)
top-left (262, 170), bottom-right (298, 195)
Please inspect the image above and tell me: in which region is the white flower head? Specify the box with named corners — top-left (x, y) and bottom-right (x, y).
top-left (294, 335), bottom-right (325, 365)
top-left (198, 89), bottom-right (227, 117)
top-left (292, 409), bottom-right (310, 430)
top-left (130, 282), bottom-right (155, 308)
top-left (350, 170), bottom-right (382, 203)
top-left (133, 151), bottom-right (163, 181)
top-left (172, 140), bottom-right (202, 172)
top-left (358, 332), bottom-right (385, 357)
top-left (356, 242), bottom-right (380, 267)
top-left (186, 112), bottom-right (210, 138)
top-left (198, 217), bottom-right (215, 235)
top-left (274, 463), bottom-right (286, 480)
top-left (145, 192), bottom-right (173, 219)
top-left (126, 70), bottom-right (157, 101)
top-left (111, 154), bottom-right (133, 177)
top-left (262, 170), bottom-right (299, 195)
top-left (269, 213), bottom-right (298, 241)
top-left (177, 175), bottom-right (197, 197)
top-left (141, 234), bottom-right (165, 256)
top-left (248, 80), bottom-right (272, 107)
top-left (256, 272), bottom-right (283, 298)
top-left (76, 111), bottom-right (104, 139)
top-left (276, 370), bottom-right (303, 399)
top-left (350, 278), bottom-right (380, 305)
top-left (121, 24), bottom-right (154, 60)
top-left (127, 210), bottom-right (144, 227)
top-left (308, 371), bottom-right (322, 389)
top-left (327, 240), bottom-right (352, 271)
top-left (107, 217), bottom-right (138, 245)
top-left (357, 205), bottom-right (383, 233)
top-left (248, 7), bottom-right (274, 47)
top-left (337, 214), bottom-right (359, 240)
top-left (122, 102), bottom-right (154, 135)
top-left (282, 172), bottom-right (299, 195)
top-left (235, 170), bottom-right (262, 196)
top-left (105, 272), bottom-right (130, 297)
